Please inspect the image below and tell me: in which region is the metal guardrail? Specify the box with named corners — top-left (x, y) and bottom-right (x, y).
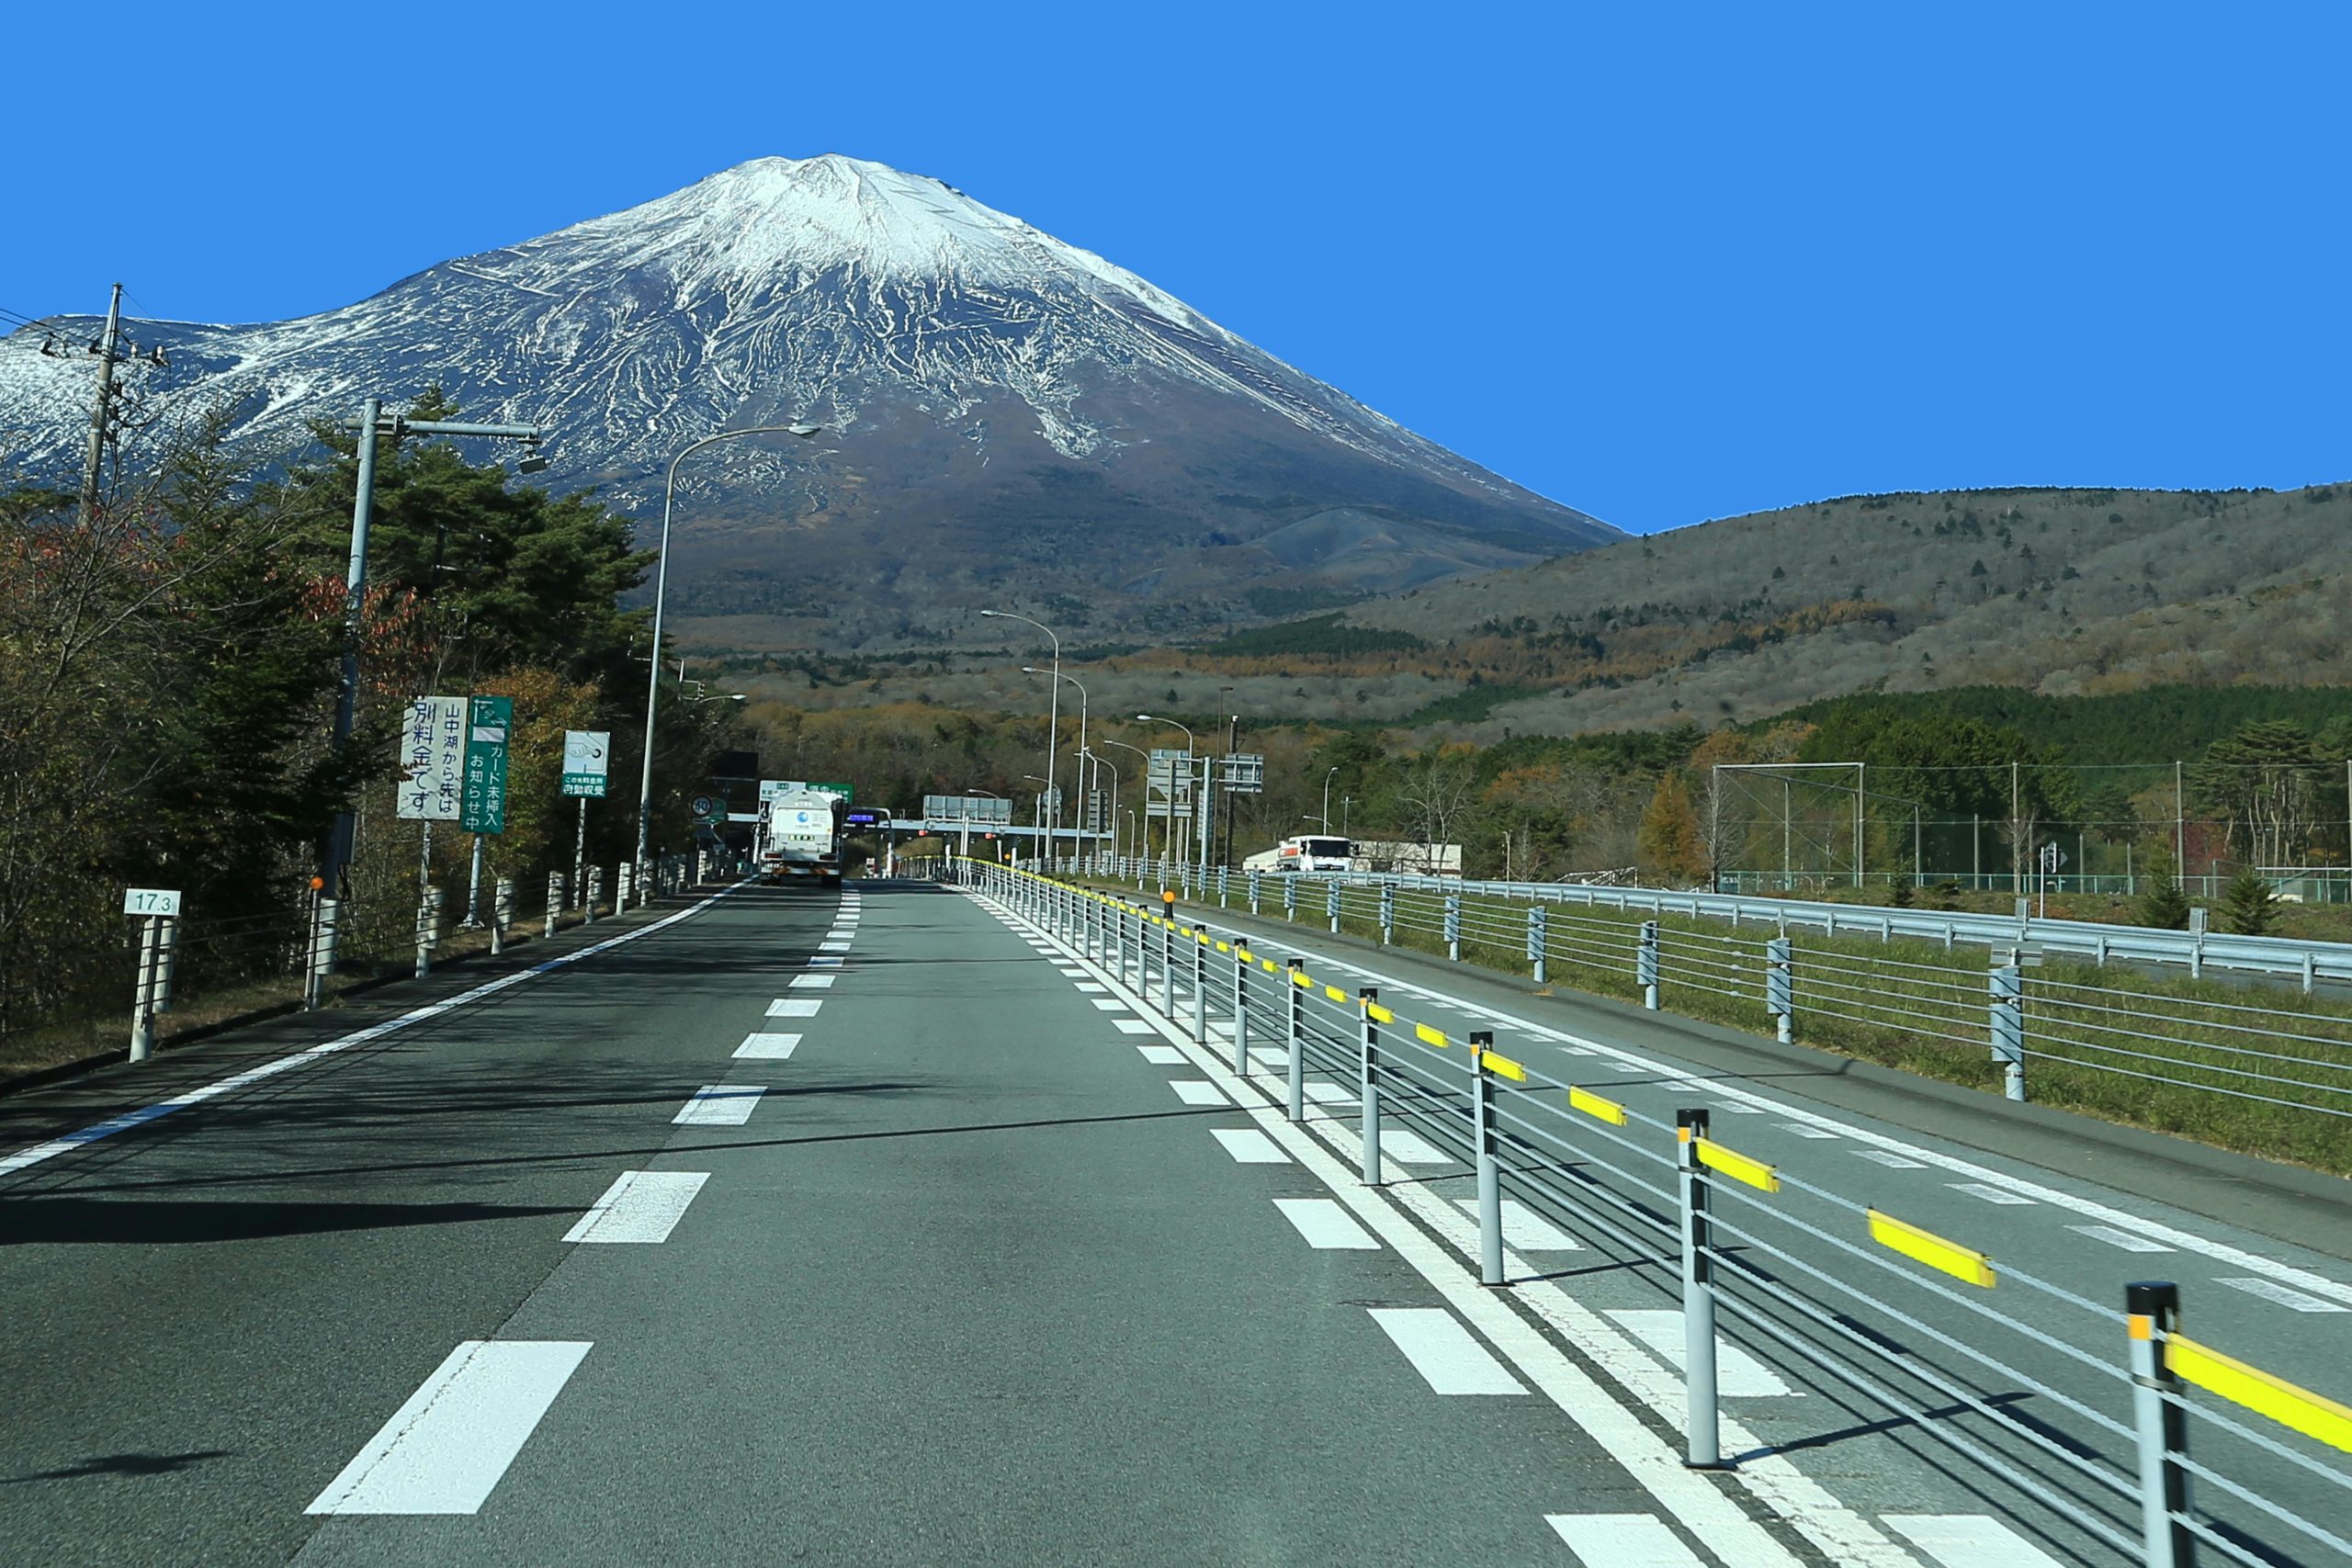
top-left (1073, 853), bottom-right (2352, 990)
top-left (969, 860), bottom-right (2352, 1568)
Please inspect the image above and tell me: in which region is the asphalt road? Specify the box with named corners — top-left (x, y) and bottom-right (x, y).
top-left (0, 877), bottom-right (1774, 1567)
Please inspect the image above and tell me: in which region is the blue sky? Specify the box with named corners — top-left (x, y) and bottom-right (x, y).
top-left (5, 2), bottom-right (2344, 535)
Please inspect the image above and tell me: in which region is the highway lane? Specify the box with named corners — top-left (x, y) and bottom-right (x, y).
top-left (1060, 875), bottom-right (2352, 1567)
top-left (1, 878), bottom-right (1779, 1566)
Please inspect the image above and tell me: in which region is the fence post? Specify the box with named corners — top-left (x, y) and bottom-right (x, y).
top-left (547, 874), bottom-right (564, 939)
top-left (1444, 893), bottom-right (1463, 962)
top-left (416, 887), bottom-right (438, 978)
top-left (128, 914), bottom-right (163, 1062)
top-left (1991, 962), bottom-right (2026, 1101)
top-left (1359, 986), bottom-right (1383, 1185)
top-left (492, 877), bottom-right (514, 955)
top-left (1639, 920), bottom-right (1661, 1010)
top-left (1286, 959), bottom-right (1306, 1122)
top-left (1678, 1107), bottom-right (1724, 1469)
top-left (1472, 1030), bottom-right (1503, 1285)
top-left (1529, 903), bottom-right (1548, 984)
top-left (1327, 878), bottom-right (1342, 934)
top-left (2126, 1281), bottom-right (2194, 1568)
top-left (1283, 875), bottom-right (1297, 923)
top-left (617, 862), bottom-right (634, 913)
top-left (1249, 869), bottom-right (1261, 915)
top-left (1766, 936), bottom-right (1793, 1044)
top-left (1381, 881), bottom-right (1396, 945)
top-left (583, 867), bottom-right (601, 925)
top-left (1160, 915), bottom-right (1175, 1015)
top-left (307, 899), bottom-right (338, 1010)
top-left (1218, 865), bottom-right (1229, 908)
top-left (1232, 943), bottom-right (1250, 1076)
top-left (1190, 930), bottom-right (1207, 1045)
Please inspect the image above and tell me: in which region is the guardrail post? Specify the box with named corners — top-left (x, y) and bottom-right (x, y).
top-left (1990, 962), bottom-right (2026, 1101)
top-left (1678, 1107), bottom-right (1724, 1469)
top-left (1639, 920), bottom-right (1661, 1009)
top-left (547, 874), bottom-right (564, 939)
top-left (1232, 943), bottom-right (1250, 1076)
top-left (492, 877), bottom-right (514, 955)
top-left (1529, 904), bottom-right (1547, 984)
top-left (1766, 936), bottom-right (1793, 1044)
top-left (416, 887), bottom-right (439, 978)
top-left (584, 867), bottom-right (602, 925)
top-left (1327, 878), bottom-right (1342, 934)
top-left (1283, 875), bottom-right (1297, 922)
top-left (1286, 959), bottom-right (1306, 1122)
top-left (1444, 893), bottom-right (1463, 961)
top-left (616, 862), bottom-right (634, 913)
top-left (1217, 865), bottom-right (1229, 908)
top-left (1191, 931), bottom-right (1207, 1045)
top-left (2126, 1281), bottom-right (2194, 1568)
top-left (1360, 986), bottom-right (1384, 1184)
top-left (1248, 869), bottom-right (1262, 915)
top-left (1472, 1030), bottom-right (1503, 1285)
top-left (128, 914), bottom-right (164, 1062)
top-left (1380, 881), bottom-right (1396, 945)
top-left (306, 899), bottom-right (338, 1010)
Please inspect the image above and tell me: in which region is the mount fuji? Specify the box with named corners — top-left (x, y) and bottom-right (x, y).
top-left (0, 154), bottom-right (1616, 649)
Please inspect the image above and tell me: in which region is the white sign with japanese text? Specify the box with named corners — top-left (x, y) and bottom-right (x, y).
top-left (397, 696), bottom-right (466, 820)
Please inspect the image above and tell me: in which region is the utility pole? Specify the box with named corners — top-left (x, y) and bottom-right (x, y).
top-left (79, 284), bottom-right (125, 525)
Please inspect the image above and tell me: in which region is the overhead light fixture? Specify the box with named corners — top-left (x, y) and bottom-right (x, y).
top-left (517, 447), bottom-right (550, 475)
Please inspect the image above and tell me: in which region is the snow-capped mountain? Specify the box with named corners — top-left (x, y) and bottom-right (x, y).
top-left (0, 155), bottom-right (1616, 647)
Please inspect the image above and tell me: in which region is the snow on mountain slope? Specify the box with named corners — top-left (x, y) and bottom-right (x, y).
top-left (0, 155), bottom-right (1614, 647)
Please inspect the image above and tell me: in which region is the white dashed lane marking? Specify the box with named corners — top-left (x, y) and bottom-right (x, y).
top-left (1170, 1081), bottom-right (1226, 1106)
top-left (1452, 1197), bottom-right (1580, 1251)
top-left (307, 1341), bottom-right (592, 1515)
top-left (2216, 1276), bottom-right (2347, 1313)
top-left (1210, 1128), bottom-right (1290, 1164)
top-left (2067, 1224), bottom-right (2173, 1254)
top-left (767, 998), bottom-right (821, 1018)
top-left (1853, 1149), bottom-right (1926, 1169)
top-left (733, 1032), bottom-right (800, 1060)
top-left (1272, 1197), bottom-right (1378, 1249)
top-left (564, 1171), bottom-right (709, 1244)
top-left (1883, 1513), bottom-right (2068, 1567)
top-left (1091, 998), bottom-right (1129, 1012)
top-left (1604, 1309), bottom-right (1796, 1397)
top-left (673, 1086), bottom-right (764, 1126)
top-left (1367, 1308), bottom-right (1524, 1394)
top-left (1113, 1019), bottom-right (1156, 1035)
top-left (1545, 1513), bottom-right (1705, 1567)
top-left (788, 974), bottom-right (836, 990)
top-left (1949, 1182), bottom-right (2035, 1206)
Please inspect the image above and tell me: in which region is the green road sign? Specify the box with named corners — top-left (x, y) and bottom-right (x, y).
top-left (808, 781), bottom-right (854, 803)
top-left (460, 695), bottom-right (513, 833)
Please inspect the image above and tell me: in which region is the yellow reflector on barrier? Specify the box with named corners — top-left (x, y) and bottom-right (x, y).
top-left (1414, 1022), bottom-right (1450, 1049)
top-left (2167, 1334), bottom-right (2352, 1454)
top-left (1216, 941), bottom-right (1229, 953)
top-left (1324, 984), bottom-right (1349, 1003)
top-left (1695, 1138), bottom-right (1780, 1194)
top-left (1262, 958), bottom-right (1279, 973)
top-left (1366, 1002), bottom-right (1396, 1025)
top-left (1568, 1086), bottom-right (1626, 1126)
top-left (1290, 969), bottom-right (1311, 987)
top-left (1478, 1050), bottom-right (1528, 1082)
top-left (1868, 1209), bottom-right (1995, 1288)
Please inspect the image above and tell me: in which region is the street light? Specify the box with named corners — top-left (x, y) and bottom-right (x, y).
top-left (1024, 666), bottom-right (1087, 854)
top-left (1323, 766), bottom-right (1340, 838)
top-left (1098, 737), bottom-right (1153, 864)
top-left (984, 610), bottom-right (1063, 860)
top-left (635, 423), bottom-right (823, 891)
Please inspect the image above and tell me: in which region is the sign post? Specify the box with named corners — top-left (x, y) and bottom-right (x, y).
top-left (564, 730), bottom-right (610, 906)
top-left (397, 696), bottom-right (465, 896)
top-left (459, 696), bottom-right (513, 925)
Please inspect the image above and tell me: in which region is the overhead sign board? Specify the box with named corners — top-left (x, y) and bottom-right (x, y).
top-left (397, 696), bottom-right (466, 821)
top-left (459, 695), bottom-right (513, 834)
top-left (922, 795), bottom-right (1012, 824)
top-left (561, 730), bottom-right (610, 798)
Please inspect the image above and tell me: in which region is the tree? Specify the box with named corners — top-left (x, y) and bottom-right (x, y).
top-left (2137, 840), bottom-right (2191, 931)
top-left (1636, 773), bottom-right (1708, 885)
top-left (2196, 721), bottom-right (2320, 868)
top-left (2220, 870), bottom-right (2278, 936)
top-left (1393, 749), bottom-right (1477, 853)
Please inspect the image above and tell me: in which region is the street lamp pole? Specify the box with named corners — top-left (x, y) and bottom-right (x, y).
top-left (984, 610), bottom-right (1063, 860)
top-left (1085, 748), bottom-right (1120, 863)
top-left (635, 423), bottom-right (821, 888)
top-left (1323, 766), bottom-right (1340, 839)
top-left (1098, 737), bottom-right (1152, 865)
top-left (1025, 667), bottom-right (1087, 861)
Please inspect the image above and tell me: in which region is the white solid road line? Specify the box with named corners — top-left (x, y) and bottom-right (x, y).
top-left (788, 974), bottom-right (837, 989)
top-left (1605, 1309), bottom-right (1796, 1397)
top-left (673, 1086), bottom-right (765, 1126)
top-left (564, 1171), bottom-right (710, 1244)
top-left (2216, 1276), bottom-right (2347, 1313)
top-left (1137, 1044), bottom-right (1186, 1065)
top-left (1883, 1513), bottom-right (2066, 1568)
top-left (307, 1341), bottom-right (591, 1515)
top-left (0, 882), bottom-right (751, 1179)
top-left (1545, 1513), bottom-right (1707, 1567)
top-left (1272, 1197), bottom-right (1378, 1249)
top-left (1210, 1128), bottom-right (1290, 1164)
top-left (1366, 1308), bottom-right (1526, 1394)
top-left (1114, 1019), bottom-right (1156, 1035)
top-left (1170, 1080), bottom-right (1226, 1106)
top-left (1453, 1197), bottom-right (1581, 1250)
top-left (734, 1032), bottom-right (801, 1060)
top-left (2067, 1223), bottom-right (2174, 1253)
top-left (767, 998), bottom-right (822, 1018)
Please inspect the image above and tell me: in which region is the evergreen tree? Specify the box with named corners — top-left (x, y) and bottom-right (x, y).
top-left (2220, 870), bottom-right (2278, 936)
top-left (1636, 773), bottom-right (1708, 884)
top-left (2136, 840), bottom-right (2191, 930)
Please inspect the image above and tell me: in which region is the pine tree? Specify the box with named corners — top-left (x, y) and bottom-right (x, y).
top-left (2136, 840), bottom-right (2191, 930)
top-left (1636, 773), bottom-right (1708, 885)
top-left (2220, 870), bottom-right (2278, 936)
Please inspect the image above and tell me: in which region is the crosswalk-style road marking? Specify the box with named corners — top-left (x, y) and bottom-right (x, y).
top-left (1949, 1182), bottom-right (2035, 1206)
top-left (307, 1341), bottom-right (592, 1515)
top-left (733, 1032), bottom-right (800, 1060)
top-left (1378, 1129), bottom-right (1449, 1166)
top-left (1272, 1197), bottom-right (1377, 1249)
top-left (2067, 1223), bottom-right (2173, 1253)
top-left (1114, 1019), bottom-right (1156, 1035)
top-left (820, 940), bottom-right (853, 953)
top-left (1366, 1308), bottom-right (1524, 1394)
top-left (1210, 1128), bottom-right (1290, 1164)
top-left (1852, 1148), bottom-right (1926, 1168)
top-left (1604, 1309), bottom-right (1795, 1397)
top-left (1091, 998), bottom-right (1129, 1012)
top-left (673, 1086), bottom-right (765, 1126)
top-left (1074, 981), bottom-right (1107, 993)
top-left (1451, 1197), bottom-right (1580, 1251)
top-left (1883, 1513), bottom-right (2068, 1567)
top-left (807, 955), bottom-right (843, 968)
top-left (2217, 1276), bottom-right (2347, 1312)
top-left (564, 1171), bottom-right (709, 1244)
top-left (767, 998), bottom-right (822, 1018)
top-left (1544, 1513), bottom-right (1705, 1566)
top-left (788, 974), bottom-right (837, 989)
top-left (1170, 1080), bottom-right (1226, 1106)
top-left (1301, 1080), bottom-right (1355, 1106)
top-left (1777, 1122), bottom-right (1840, 1140)
top-left (1137, 1044), bottom-right (1186, 1065)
